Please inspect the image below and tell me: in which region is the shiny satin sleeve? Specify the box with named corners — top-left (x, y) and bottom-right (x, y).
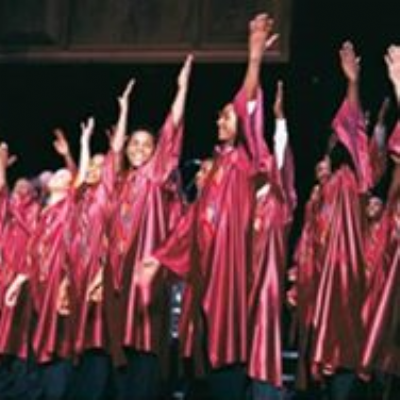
top-left (147, 113), bottom-right (184, 183)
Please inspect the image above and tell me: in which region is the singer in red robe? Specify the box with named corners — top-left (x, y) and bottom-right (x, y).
top-left (247, 81), bottom-right (297, 400)
top-left (21, 120), bottom-right (93, 400)
top-left (144, 14), bottom-right (279, 400)
top-left (108, 57), bottom-right (192, 400)
top-left (309, 42), bottom-right (370, 400)
top-left (360, 47), bottom-right (400, 387)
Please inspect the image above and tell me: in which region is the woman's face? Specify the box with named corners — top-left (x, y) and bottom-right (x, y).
top-left (86, 154), bottom-right (105, 185)
top-left (315, 158), bottom-right (331, 184)
top-left (217, 103), bottom-right (238, 144)
top-left (366, 196), bottom-right (384, 221)
top-left (126, 130), bottom-right (155, 168)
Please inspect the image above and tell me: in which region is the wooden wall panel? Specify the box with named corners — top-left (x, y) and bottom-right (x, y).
top-left (0, 0), bottom-right (291, 63)
top-left (0, 0), bottom-right (67, 45)
top-left (70, 0), bottom-right (197, 47)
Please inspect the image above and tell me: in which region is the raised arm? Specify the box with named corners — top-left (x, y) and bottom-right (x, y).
top-left (243, 13), bottom-right (278, 100)
top-left (171, 54), bottom-right (193, 127)
top-left (74, 117), bottom-right (95, 188)
top-left (385, 45), bottom-right (400, 105)
top-left (111, 79), bottom-right (135, 154)
top-left (150, 55), bottom-right (193, 181)
top-left (339, 41), bottom-right (361, 108)
top-left (53, 128), bottom-right (77, 173)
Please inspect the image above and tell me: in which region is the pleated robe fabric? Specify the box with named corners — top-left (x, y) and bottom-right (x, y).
top-left (72, 153), bottom-right (116, 356)
top-left (360, 200), bottom-right (400, 376)
top-left (247, 147), bottom-right (296, 388)
top-left (361, 211), bottom-right (390, 328)
top-left (290, 188), bottom-right (326, 390)
top-left (360, 155), bottom-right (400, 376)
top-left (155, 86), bottom-right (267, 371)
top-left (311, 165), bottom-right (366, 376)
top-left (30, 194), bottom-right (77, 363)
top-left (0, 188), bottom-right (10, 316)
top-left (0, 190), bottom-right (39, 359)
top-left (108, 114), bottom-right (184, 358)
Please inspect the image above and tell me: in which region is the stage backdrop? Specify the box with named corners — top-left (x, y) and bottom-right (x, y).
top-left (0, 0), bottom-right (291, 63)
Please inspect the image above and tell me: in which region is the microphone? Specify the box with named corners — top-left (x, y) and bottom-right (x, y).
top-left (183, 158), bottom-right (202, 167)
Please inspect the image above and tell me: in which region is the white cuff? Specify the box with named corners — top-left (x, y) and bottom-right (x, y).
top-left (274, 119), bottom-right (288, 169)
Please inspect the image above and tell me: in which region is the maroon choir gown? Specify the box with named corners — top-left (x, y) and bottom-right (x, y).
top-left (360, 122), bottom-right (400, 376)
top-left (30, 193), bottom-right (77, 363)
top-left (0, 189), bottom-right (39, 359)
top-left (247, 144), bottom-right (296, 388)
top-left (155, 86), bottom-right (267, 372)
top-left (310, 98), bottom-right (371, 377)
top-left (289, 185), bottom-right (326, 389)
top-left (72, 152), bottom-right (116, 357)
top-left (108, 113), bottom-right (184, 359)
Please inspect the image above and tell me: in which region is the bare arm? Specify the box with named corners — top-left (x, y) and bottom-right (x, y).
top-left (171, 54), bottom-right (193, 127)
top-left (111, 79), bottom-right (135, 154)
top-left (339, 41), bottom-right (361, 108)
top-left (243, 13), bottom-right (278, 100)
top-left (74, 117), bottom-right (95, 188)
top-left (385, 45), bottom-right (400, 106)
top-left (0, 142), bottom-right (16, 190)
top-left (53, 128), bottom-right (77, 173)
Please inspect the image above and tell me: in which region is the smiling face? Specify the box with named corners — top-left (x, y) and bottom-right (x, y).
top-left (86, 154), bottom-right (105, 185)
top-left (366, 196), bottom-right (384, 221)
top-left (217, 103), bottom-right (238, 144)
top-left (126, 130), bottom-right (155, 169)
top-left (315, 157), bottom-right (331, 185)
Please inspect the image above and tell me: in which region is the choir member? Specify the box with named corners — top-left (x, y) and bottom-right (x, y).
top-left (108, 56), bottom-right (192, 400)
top-left (247, 80), bottom-right (296, 400)
top-left (140, 13), bottom-right (279, 400)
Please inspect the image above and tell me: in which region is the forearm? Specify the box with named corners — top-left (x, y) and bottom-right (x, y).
top-left (171, 85), bottom-right (187, 127)
top-left (347, 79), bottom-right (360, 108)
top-left (243, 57), bottom-right (262, 101)
top-left (111, 106), bottom-right (128, 153)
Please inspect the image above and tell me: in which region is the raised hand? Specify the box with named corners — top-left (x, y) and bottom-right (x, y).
top-left (118, 78), bottom-right (135, 110)
top-left (249, 13), bottom-right (279, 61)
top-left (53, 128), bottom-right (70, 157)
top-left (0, 142), bottom-right (17, 168)
top-left (385, 45), bottom-right (400, 102)
top-left (80, 116), bottom-right (95, 142)
top-left (339, 41), bottom-right (360, 83)
top-left (273, 80), bottom-right (285, 119)
top-left (177, 54), bottom-right (193, 90)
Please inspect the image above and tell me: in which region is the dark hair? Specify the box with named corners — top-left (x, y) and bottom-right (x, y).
top-left (129, 125), bottom-right (157, 141)
top-left (328, 139), bottom-right (356, 173)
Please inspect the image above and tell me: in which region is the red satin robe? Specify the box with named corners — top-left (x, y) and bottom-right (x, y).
top-left (247, 146), bottom-right (296, 388)
top-left (108, 114), bottom-right (184, 357)
top-left (155, 87), bottom-right (267, 371)
top-left (0, 190), bottom-right (39, 359)
top-left (72, 153), bottom-right (116, 356)
top-left (360, 158), bottom-right (400, 376)
top-left (0, 188), bottom-right (10, 316)
top-left (311, 166), bottom-right (366, 376)
top-left (289, 187), bottom-right (326, 389)
top-left (360, 199), bottom-right (400, 376)
top-left (29, 194), bottom-right (76, 363)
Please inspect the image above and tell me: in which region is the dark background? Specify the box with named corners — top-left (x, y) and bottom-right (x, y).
top-left (0, 0), bottom-right (398, 228)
